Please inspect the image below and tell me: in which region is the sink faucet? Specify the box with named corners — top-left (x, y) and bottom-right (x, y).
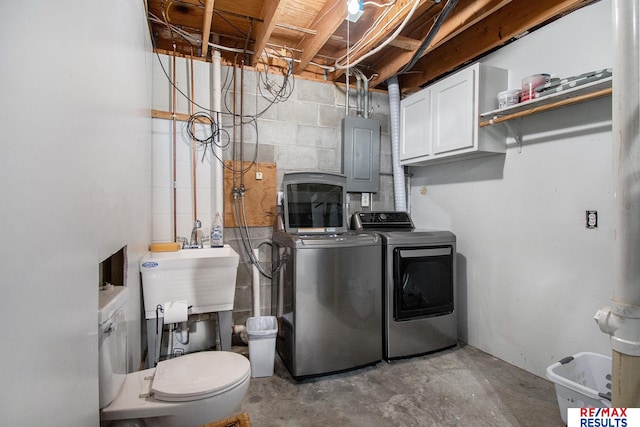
top-left (188, 220), bottom-right (202, 248)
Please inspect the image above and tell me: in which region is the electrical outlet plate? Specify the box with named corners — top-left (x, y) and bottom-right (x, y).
top-left (361, 192), bottom-right (370, 207)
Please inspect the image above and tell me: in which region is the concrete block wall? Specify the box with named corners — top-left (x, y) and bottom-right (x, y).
top-left (151, 56), bottom-right (394, 334)
top-left (219, 65), bottom-right (394, 327)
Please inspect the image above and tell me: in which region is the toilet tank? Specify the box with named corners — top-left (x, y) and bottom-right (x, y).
top-left (98, 286), bottom-right (129, 409)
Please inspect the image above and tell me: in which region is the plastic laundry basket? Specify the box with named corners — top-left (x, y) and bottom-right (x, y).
top-left (246, 316), bottom-right (278, 378)
top-left (546, 352), bottom-right (612, 424)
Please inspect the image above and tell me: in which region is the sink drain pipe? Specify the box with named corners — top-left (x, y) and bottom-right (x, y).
top-left (594, 0), bottom-right (640, 408)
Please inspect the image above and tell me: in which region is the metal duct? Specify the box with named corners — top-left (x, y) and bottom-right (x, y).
top-left (387, 76), bottom-right (407, 211)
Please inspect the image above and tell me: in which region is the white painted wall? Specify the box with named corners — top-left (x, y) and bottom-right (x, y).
top-left (0, 2), bottom-right (152, 425)
top-left (409, 0), bottom-right (614, 378)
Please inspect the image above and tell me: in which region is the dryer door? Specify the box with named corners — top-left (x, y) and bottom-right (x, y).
top-left (393, 245), bottom-right (454, 321)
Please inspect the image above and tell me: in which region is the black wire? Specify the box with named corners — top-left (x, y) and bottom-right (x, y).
top-left (401, 0), bottom-right (459, 74)
top-left (186, 111), bottom-right (231, 161)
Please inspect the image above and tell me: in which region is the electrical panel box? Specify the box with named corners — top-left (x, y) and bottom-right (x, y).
top-left (341, 116), bottom-right (381, 193)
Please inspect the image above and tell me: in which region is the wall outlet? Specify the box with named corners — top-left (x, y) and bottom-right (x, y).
top-left (255, 171), bottom-right (263, 180)
top-left (361, 192), bottom-right (370, 207)
top-left (586, 210), bottom-right (598, 229)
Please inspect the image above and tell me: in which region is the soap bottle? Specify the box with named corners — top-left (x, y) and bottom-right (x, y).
top-left (211, 213), bottom-right (223, 247)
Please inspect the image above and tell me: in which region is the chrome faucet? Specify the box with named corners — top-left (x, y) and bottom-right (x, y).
top-left (188, 220), bottom-right (202, 248)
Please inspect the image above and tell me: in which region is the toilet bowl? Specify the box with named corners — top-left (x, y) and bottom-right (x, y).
top-left (99, 286), bottom-right (251, 427)
top-left (101, 351), bottom-right (250, 427)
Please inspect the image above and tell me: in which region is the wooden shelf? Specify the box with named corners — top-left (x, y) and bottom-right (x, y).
top-left (479, 77), bottom-right (612, 127)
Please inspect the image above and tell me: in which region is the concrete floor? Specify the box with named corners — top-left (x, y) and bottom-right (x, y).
top-left (234, 344), bottom-right (564, 427)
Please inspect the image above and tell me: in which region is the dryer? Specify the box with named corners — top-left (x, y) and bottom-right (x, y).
top-left (352, 211), bottom-right (457, 360)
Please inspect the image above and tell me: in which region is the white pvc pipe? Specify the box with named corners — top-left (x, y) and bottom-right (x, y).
top-left (387, 76), bottom-right (407, 211)
top-left (252, 248), bottom-right (260, 317)
top-left (211, 51), bottom-right (224, 217)
top-left (595, 0), bottom-right (640, 408)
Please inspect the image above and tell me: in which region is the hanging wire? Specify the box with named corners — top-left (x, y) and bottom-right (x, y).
top-left (185, 112), bottom-right (231, 161)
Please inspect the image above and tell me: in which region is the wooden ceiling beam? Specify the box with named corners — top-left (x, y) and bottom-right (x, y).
top-left (294, 0), bottom-right (347, 74)
top-left (251, 0), bottom-right (284, 66)
top-left (370, 0), bottom-right (511, 87)
top-left (397, 0), bottom-right (597, 92)
top-left (388, 36), bottom-right (423, 51)
top-left (332, 0), bottom-right (432, 80)
top-left (201, 0), bottom-right (215, 58)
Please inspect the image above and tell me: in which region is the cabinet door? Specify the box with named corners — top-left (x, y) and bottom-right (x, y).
top-left (400, 89), bottom-right (431, 161)
top-left (432, 66), bottom-right (476, 155)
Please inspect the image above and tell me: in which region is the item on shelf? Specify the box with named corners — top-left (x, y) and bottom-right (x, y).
top-left (534, 68), bottom-right (612, 98)
top-left (497, 89), bottom-right (521, 109)
top-left (521, 74), bottom-right (551, 101)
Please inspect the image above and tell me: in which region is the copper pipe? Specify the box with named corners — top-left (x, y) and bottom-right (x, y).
top-left (172, 48), bottom-right (178, 242)
top-left (232, 56), bottom-right (239, 192)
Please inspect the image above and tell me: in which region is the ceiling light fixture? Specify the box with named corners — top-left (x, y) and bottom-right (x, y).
top-left (347, 0), bottom-right (363, 22)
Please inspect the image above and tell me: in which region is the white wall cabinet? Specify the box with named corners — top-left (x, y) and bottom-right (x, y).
top-left (400, 88), bottom-right (432, 161)
top-left (400, 63), bottom-right (508, 165)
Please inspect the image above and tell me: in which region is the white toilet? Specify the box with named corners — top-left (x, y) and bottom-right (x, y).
top-left (99, 286), bottom-right (251, 427)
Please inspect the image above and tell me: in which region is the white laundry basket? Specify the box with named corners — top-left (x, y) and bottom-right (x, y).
top-left (246, 316), bottom-right (278, 378)
top-left (546, 352), bottom-right (612, 424)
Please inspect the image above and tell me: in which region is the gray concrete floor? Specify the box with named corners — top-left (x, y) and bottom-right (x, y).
top-left (234, 344), bottom-right (564, 427)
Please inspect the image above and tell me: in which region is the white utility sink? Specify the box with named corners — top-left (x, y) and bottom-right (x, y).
top-left (139, 245), bottom-right (240, 319)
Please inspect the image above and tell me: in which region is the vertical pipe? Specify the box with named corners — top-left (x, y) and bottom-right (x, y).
top-left (240, 59), bottom-right (245, 190)
top-left (232, 58), bottom-right (238, 192)
top-left (364, 77), bottom-right (370, 119)
top-left (212, 51), bottom-right (223, 219)
top-left (253, 248), bottom-right (261, 317)
top-left (611, 0), bottom-right (640, 408)
top-left (356, 74), bottom-right (362, 117)
top-left (189, 52), bottom-right (197, 222)
top-left (172, 51), bottom-right (178, 242)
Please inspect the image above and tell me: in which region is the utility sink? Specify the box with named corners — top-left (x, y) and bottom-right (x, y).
top-left (139, 245), bottom-right (240, 319)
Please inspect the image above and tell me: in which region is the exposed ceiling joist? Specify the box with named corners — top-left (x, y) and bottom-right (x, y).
top-left (294, 0), bottom-right (346, 74)
top-left (251, 0), bottom-right (284, 66)
top-left (371, 0), bottom-right (510, 87)
top-left (201, 0), bottom-right (215, 57)
top-left (398, 0), bottom-right (599, 91)
top-left (332, 0), bottom-right (433, 80)
top-left (146, 0), bottom-right (600, 94)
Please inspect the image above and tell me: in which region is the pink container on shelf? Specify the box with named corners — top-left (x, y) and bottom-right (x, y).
top-left (521, 74), bottom-right (550, 102)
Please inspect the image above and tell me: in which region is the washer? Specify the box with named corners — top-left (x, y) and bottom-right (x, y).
top-left (352, 211), bottom-right (457, 360)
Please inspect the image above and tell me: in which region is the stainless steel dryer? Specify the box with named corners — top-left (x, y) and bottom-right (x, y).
top-left (352, 211), bottom-right (457, 360)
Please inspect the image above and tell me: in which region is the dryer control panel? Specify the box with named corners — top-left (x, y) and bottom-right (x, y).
top-left (351, 211), bottom-right (414, 230)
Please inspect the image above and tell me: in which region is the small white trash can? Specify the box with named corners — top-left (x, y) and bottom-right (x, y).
top-left (246, 316), bottom-right (278, 378)
top-left (546, 352), bottom-right (612, 424)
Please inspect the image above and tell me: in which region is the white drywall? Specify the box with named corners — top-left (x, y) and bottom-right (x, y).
top-left (0, 2), bottom-right (152, 425)
top-left (409, 0), bottom-right (614, 378)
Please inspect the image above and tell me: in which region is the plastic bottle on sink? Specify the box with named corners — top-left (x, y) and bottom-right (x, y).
top-left (211, 213), bottom-right (223, 247)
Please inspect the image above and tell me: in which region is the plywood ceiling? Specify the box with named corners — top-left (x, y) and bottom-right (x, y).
top-left (146, 0), bottom-right (599, 94)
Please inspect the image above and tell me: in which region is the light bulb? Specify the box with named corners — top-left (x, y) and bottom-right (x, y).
top-left (348, 0), bottom-right (360, 15)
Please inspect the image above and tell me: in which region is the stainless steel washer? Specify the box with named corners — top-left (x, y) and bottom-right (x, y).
top-left (352, 211), bottom-right (457, 360)
top-left (272, 227), bottom-right (382, 378)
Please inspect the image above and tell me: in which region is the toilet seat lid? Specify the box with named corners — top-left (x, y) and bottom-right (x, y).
top-left (151, 351), bottom-right (250, 402)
